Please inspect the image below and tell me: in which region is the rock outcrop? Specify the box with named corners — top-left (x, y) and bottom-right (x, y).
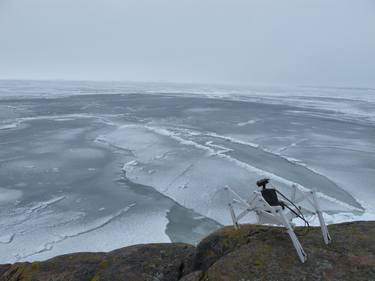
top-left (0, 243), bottom-right (195, 281)
top-left (0, 221), bottom-right (374, 281)
top-left (193, 221), bottom-right (375, 281)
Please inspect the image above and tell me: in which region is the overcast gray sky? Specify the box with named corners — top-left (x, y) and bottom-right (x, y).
top-left (0, 0), bottom-right (374, 87)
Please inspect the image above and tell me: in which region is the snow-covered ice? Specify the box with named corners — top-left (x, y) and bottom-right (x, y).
top-left (0, 80), bottom-right (374, 263)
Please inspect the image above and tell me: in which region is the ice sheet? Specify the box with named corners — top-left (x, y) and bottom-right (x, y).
top-left (1, 81), bottom-right (374, 264)
top-left (98, 124), bottom-right (365, 227)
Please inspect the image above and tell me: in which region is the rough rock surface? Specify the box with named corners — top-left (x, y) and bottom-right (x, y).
top-left (179, 271), bottom-right (203, 281)
top-left (194, 221), bottom-right (375, 281)
top-left (0, 221), bottom-right (374, 281)
top-left (0, 243), bottom-right (195, 281)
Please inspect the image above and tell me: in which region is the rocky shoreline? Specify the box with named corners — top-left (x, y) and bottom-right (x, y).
top-left (1, 221), bottom-right (374, 281)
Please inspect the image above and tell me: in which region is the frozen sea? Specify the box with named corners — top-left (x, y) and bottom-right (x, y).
top-left (0, 80), bottom-right (374, 263)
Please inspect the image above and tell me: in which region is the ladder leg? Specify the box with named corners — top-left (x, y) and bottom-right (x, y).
top-left (229, 203), bottom-right (239, 229)
top-left (317, 210), bottom-right (331, 244)
top-left (312, 191), bottom-right (332, 244)
top-left (279, 211), bottom-right (307, 263)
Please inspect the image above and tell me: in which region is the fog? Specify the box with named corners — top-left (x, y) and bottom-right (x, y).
top-left (0, 0), bottom-right (374, 87)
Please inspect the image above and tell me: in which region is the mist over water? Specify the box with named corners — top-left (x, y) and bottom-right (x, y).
top-left (0, 0), bottom-right (374, 86)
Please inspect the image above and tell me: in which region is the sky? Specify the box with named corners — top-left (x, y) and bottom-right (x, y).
top-left (0, 0), bottom-right (374, 87)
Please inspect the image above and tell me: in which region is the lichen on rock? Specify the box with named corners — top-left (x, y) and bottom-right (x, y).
top-left (0, 222), bottom-right (374, 281)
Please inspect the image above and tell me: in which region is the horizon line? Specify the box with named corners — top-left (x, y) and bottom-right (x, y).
top-left (0, 78), bottom-right (374, 91)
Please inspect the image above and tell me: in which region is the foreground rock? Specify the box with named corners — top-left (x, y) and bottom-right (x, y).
top-left (0, 221), bottom-right (374, 281)
top-left (194, 221), bottom-right (375, 281)
top-left (0, 243), bottom-right (195, 281)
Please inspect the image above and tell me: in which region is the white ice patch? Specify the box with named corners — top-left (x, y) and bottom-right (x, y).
top-left (148, 126), bottom-right (361, 211)
top-left (0, 121), bottom-right (20, 130)
top-left (64, 147), bottom-right (105, 160)
top-left (203, 131), bottom-right (259, 148)
top-left (0, 234), bottom-right (15, 244)
top-left (0, 188), bottom-right (23, 204)
top-left (13, 205), bottom-right (170, 263)
top-left (54, 118), bottom-right (75, 121)
top-left (205, 141), bottom-right (233, 154)
top-left (99, 124), bottom-right (359, 227)
top-left (26, 196), bottom-right (65, 214)
top-left (17, 204), bottom-right (136, 261)
top-left (122, 160), bottom-right (139, 173)
top-left (293, 200), bottom-right (375, 227)
top-left (237, 120), bottom-right (257, 126)
top-left (0, 195), bottom-right (147, 263)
